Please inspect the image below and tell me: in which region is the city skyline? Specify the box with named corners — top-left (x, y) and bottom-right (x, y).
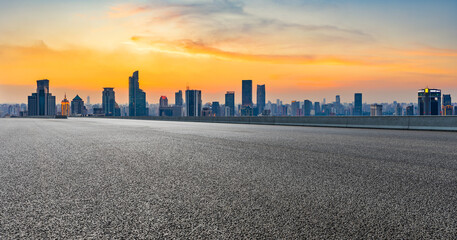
top-left (1, 0), bottom-right (457, 104)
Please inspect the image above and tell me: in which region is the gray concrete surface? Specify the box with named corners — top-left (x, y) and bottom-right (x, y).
top-left (1, 118), bottom-right (456, 239)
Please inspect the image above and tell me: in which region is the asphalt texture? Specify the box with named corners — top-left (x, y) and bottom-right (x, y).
top-left (0, 118), bottom-right (456, 239)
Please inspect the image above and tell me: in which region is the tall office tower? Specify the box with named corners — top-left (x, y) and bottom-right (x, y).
top-left (27, 79), bottom-right (56, 116)
top-left (102, 88), bottom-right (116, 116)
top-left (443, 94), bottom-right (452, 115)
top-left (291, 101), bottom-right (301, 116)
top-left (335, 95), bottom-right (341, 104)
top-left (242, 80), bottom-right (253, 107)
top-left (304, 100), bottom-right (313, 116)
top-left (212, 102), bottom-right (220, 116)
top-left (87, 96), bottom-right (91, 105)
top-left (175, 90), bottom-right (183, 106)
top-left (406, 105), bottom-right (414, 116)
top-left (395, 104), bottom-right (402, 116)
top-left (418, 88), bottom-right (441, 115)
top-left (225, 91), bottom-right (235, 116)
top-left (129, 71), bottom-right (147, 116)
top-left (314, 102), bottom-right (321, 116)
top-left (61, 94), bottom-right (70, 116)
top-left (71, 95), bottom-right (85, 116)
top-left (370, 104), bottom-right (383, 116)
top-left (354, 93), bottom-right (362, 116)
top-left (443, 94), bottom-right (451, 106)
top-left (256, 84), bottom-right (266, 114)
top-left (159, 96), bottom-right (168, 107)
top-left (186, 89), bottom-right (202, 116)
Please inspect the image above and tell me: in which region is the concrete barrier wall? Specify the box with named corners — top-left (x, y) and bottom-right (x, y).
top-left (86, 116), bottom-right (457, 131)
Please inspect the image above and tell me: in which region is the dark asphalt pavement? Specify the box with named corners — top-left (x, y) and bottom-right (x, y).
top-left (1, 118), bottom-right (456, 239)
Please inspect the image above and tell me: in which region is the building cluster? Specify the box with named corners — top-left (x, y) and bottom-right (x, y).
top-left (2, 73), bottom-right (456, 118)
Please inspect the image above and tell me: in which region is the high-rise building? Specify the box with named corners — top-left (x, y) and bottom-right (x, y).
top-left (102, 88), bottom-right (116, 116)
top-left (370, 104), bottom-right (383, 116)
top-left (159, 96), bottom-right (168, 107)
top-left (175, 90), bottom-right (183, 106)
top-left (256, 84), bottom-right (265, 114)
top-left (455, 106), bottom-right (457, 116)
top-left (418, 88), bottom-right (441, 115)
top-left (291, 101), bottom-right (301, 116)
top-left (304, 100), bottom-right (312, 116)
top-left (314, 102), bottom-right (321, 116)
top-left (406, 105), bottom-right (414, 116)
top-left (212, 102), bottom-right (220, 116)
top-left (242, 80), bottom-right (253, 107)
top-left (87, 96), bottom-right (91, 105)
top-left (61, 94), bottom-right (70, 116)
top-left (71, 95), bottom-right (85, 116)
top-left (335, 95), bottom-right (341, 104)
top-left (354, 93), bottom-right (362, 116)
top-left (27, 79), bottom-right (56, 116)
top-left (185, 90), bottom-right (202, 116)
top-left (443, 94), bottom-right (452, 116)
top-left (225, 91), bottom-right (235, 116)
top-left (394, 104), bottom-right (402, 116)
top-left (129, 71), bottom-right (147, 116)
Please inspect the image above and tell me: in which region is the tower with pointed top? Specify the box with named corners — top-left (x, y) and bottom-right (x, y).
top-left (61, 94), bottom-right (70, 116)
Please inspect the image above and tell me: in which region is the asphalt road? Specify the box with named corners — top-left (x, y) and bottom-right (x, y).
top-left (1, 118), bottom-right (456, 239)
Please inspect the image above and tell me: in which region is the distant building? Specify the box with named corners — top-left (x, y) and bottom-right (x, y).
top-left (175, 90), bottom-right (183, 106)
top-left (202, 107), bottom-right (212, 117)
top-left (291, 101), bottom-right (301, 116)
top-left (212, 102), bottom-right (220, 116)
top-left (159, 96), bottom-right (168, 107)
top-left (129, 71), bottom-right (147, 116)
top-left (242, 80), bottom-right (253, 107)
top-left (418, 88), bottom-right (441, 115)
top-left (406, 105), bottom-right (414, 116)
top-left (87, 96), bottom-right (91, 105)
top-left (256, 84), bottom-right (265, 114)
top-left (304, 100), bottom-right (312, 116)
top-left (314, 102), bottom-right (321, 116)
top-left (335, 95), bottom-right (341, 104)
top-left (354, 93), bottom-right (362, 116)
top-left (61, 94), bottom-right (70, 116)
top-left (370, 104), bottom-right (383, 116)
top-left (159, 106), bottom-right (182, 117)
top-left (186, 90), bottom-right (202, 117)
top-left (455, 106), bottom-right (457, 116)
top-left (443, 94), bottom-right (452, 116)
top-left (102, 88), bottom-right (116, 116)
top-left (71, 95), bottom-right (85, 116)
top-left (27, 79), bottom-right (56, 116)
top-left (394, 104), bottom-right (402, 116)
top-left (225, 91), bottom-right (235, 117)
top-left (240, 105), bottom-right (253, 116)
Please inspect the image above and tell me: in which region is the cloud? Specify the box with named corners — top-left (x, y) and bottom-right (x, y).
top-left (108, 4), bottom-right (151, 19)
top-left (131, 36), bottom-right (372, 66)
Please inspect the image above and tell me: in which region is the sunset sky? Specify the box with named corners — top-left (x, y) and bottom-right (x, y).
top-left (0, 0), bottom-right (456, 104)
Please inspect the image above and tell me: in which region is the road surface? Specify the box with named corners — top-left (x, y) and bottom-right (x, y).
top-left (0, 118), bottom-right (456, 238)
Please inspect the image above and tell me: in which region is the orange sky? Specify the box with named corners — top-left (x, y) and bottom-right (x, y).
top-left (0, 0), bottom-right (456, 104)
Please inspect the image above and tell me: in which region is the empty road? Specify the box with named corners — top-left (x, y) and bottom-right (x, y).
top-left (1, 118), bottom-right (456, 239)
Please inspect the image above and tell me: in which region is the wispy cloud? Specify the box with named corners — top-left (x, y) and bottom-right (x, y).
top-left (108, 4), bottom-right (151, 19)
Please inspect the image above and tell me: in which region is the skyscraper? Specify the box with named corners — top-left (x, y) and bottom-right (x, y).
top-left (335, 95), bottom-right (341, 104)
top-left (175, 90), bottom-right (183, 106)
top-left (102, 88), bottom-right (116, 116)
top-left (443, 94), bottom-right (451, 106)
top-left (291, 101), bottom-right (301, 116)
top-left (225, 91), bottom-right (235, 117)
top-left (185, 90), bottom-right (202, 117)
top-left (242, 80), bottom-right (253, 107)
top-left (87, 96), bottom-right (91, 105)
top-left (406, 105), bottom-right (414, 116)
top-left (71, 95), bottom-right (85, 116)
top-left (354, 93), bottom-right (362, 116)
top-left (27, 79), bottom-right (56, 116)
top-left (129, 71), bottom-right (147, 116)
top-left (159, 96), bottom-right (168, 107)
top-left (314, 102), bottom-right (321, 116)
top-left (370, 104), bottom-right (383, 116)
top-left (418, 88), bottom-right (441, 115)
top-left (212, 102), bottom-right (220, 116)
top-left (61, 94), bottom-right (70, 116)
top-left (304, 100), bottom-right (312, 116)
top-left (256, 84), bottom-right (265, 114)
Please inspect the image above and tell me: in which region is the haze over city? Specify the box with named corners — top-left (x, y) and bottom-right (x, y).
top-left (1, 0), bottom-right (456, 104)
